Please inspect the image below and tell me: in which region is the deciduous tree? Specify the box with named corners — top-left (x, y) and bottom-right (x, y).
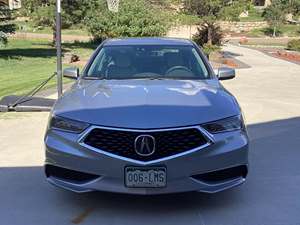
top-left (263, 0), bottom-right (286, 37)
top-left (85, 0), bottom-right (169, 41)
top-left (22, 0), bottom-right (100, 43)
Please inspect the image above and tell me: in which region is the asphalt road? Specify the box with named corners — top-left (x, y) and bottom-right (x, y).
top-left (0, 45), bottom-right (300, 225)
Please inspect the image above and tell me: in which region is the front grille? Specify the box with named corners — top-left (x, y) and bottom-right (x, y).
top-left (83, 127), bottom-right (209, 161)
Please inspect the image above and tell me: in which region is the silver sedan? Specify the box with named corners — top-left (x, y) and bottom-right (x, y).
top-left (44, 38), bottom-right (249, 194)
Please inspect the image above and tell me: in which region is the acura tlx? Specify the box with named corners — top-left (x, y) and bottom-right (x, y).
top-left (44, 38), bottom-right (249, 195)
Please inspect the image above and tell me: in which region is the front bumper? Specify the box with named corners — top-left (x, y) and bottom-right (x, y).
top-left (44, 127), bottom-right (249, 195)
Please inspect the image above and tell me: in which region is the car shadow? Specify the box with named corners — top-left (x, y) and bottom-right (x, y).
top-left (0, 48), bottom-right (57, 60)
top-left (0, 41), bottom-right (97, 60)
top-left (1, 117), bottom-right (300, 225)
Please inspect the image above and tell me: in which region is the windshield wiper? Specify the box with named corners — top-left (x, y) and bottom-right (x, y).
top-left (83, 76), bottom-right (106, 80)
top-left (148, 77), bottom-right (166, 80)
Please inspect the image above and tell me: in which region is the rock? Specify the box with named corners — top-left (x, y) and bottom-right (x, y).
top-left (63, 53), bottom-right (80, 64)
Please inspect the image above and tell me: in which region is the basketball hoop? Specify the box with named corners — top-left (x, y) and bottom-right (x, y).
top-left (106, 0), bottom-right (120, 12)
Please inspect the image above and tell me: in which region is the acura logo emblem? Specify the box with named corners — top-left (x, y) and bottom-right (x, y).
top-left (134, 135), bottom-right (156, 156)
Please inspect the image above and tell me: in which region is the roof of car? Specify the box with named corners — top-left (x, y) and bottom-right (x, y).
top-left (103, 37), bottom-right (194, 46)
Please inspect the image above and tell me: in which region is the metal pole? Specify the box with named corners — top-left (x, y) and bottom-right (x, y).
top-left (189, 0), bottom-right (192, 39)
top-left (56, 0), bottom-right (63, 97)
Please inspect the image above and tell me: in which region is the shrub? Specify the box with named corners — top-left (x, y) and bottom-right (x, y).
top-left (202, 43), bottom-right (221, 58)
top-left (262, 27), bottom-right (283, 37)
top-left (192, 24), bottom-right (223, 47)
top-left (85, 0), bottom-right (169, 40)
top-left (287, 39), bottom-right (300, 52)
top-left (192, 24), bottom-right (223, 58)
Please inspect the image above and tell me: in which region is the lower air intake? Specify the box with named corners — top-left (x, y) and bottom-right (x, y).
top-left (192, 165), bottom-right (248, 183)
top-left (45, 165), bottom-right (100, 184)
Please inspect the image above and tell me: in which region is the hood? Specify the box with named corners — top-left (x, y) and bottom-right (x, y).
top-left (53, 79), bottom-right (240, 129)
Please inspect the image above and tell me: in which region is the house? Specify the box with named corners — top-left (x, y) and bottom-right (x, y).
top-left (253, 0), bottom-right (271, 7)
top-left (0, 0), bottom-right (21, 10)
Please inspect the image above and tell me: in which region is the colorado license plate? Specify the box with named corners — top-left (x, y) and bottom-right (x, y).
top-left (125, 167), bottom-right (167, 188)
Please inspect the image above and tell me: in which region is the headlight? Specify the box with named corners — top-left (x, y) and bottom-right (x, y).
top-left (201, 115), bottom-right (245, 134)
top-left (49, 115), bottom-right (89, 133)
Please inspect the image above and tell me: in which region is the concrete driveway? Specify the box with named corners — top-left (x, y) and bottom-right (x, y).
top-left (1, 45), bottom-right (300, 225)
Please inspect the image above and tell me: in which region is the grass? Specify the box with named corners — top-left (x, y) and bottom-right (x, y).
top-left (279, 25), bottom-right (300, 36)
top-left (239, 8), bottom-right (264, 22)
top-left (15, 21), bottom-right (89, 36)
top-left (0, 39), bottom-right (96, 99)
top-left (247, 24), bottom-right (300, 37)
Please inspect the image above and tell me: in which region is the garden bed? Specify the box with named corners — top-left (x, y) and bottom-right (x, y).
top-left (248, 47), bottom-right (300, 65)
top-left (269, 50), bottom-right (300, 64)
top-left (210, 50), bottom-right (251, 69)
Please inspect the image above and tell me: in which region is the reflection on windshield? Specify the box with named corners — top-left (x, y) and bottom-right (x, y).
top-left (86, 45), bottom-right (210, 80)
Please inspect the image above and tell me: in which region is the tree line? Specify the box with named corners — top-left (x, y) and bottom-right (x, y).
top-left (1, 0), bottom-right (300, 50)
top-left (19, 0), bottom-right (170, 43)
top-left (15, 0), bottom-right (251, 45)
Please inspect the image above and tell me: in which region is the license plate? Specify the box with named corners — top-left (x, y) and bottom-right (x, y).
top-left (125, 167), bottom-right (167, 188)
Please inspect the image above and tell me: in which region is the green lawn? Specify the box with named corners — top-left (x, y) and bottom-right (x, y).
top-left (239, 9), bottom-right (264, 22)
top-left (247, 24), bottom-right (300, 37)
top-left (0, 39), bottom-right (96, 99)
top-left (15, 21), bottom-right (89, 36)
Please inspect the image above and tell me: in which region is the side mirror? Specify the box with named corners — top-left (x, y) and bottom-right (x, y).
top-left (63, 67), bottom-right (79, 80)
top-left (217, 67), bottom-right (235, 80)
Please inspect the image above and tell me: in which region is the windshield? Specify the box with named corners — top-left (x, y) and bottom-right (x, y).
top-left (85, 45), bottom-right (210, 80)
